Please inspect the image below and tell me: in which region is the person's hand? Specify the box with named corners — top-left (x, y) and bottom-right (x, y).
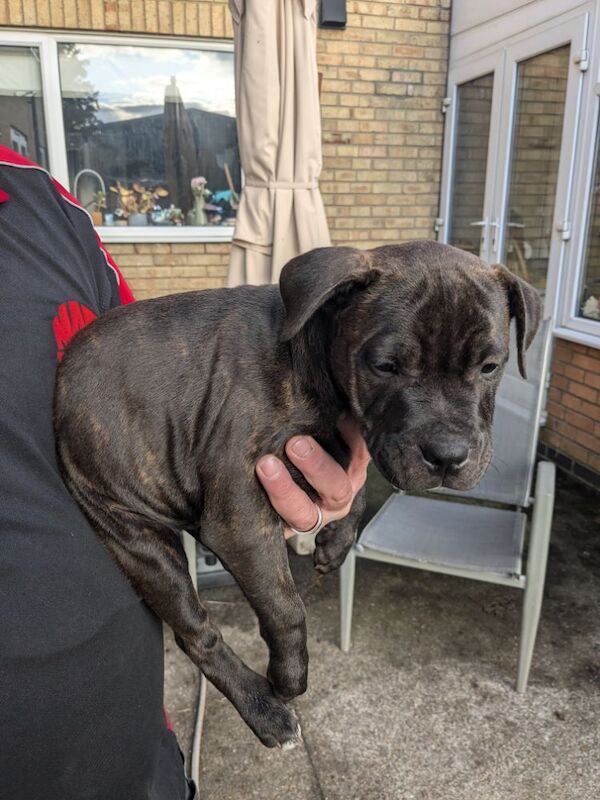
top-left (256, 415), bottom-right (370, 539)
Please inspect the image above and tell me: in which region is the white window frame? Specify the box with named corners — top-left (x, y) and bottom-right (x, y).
top-left (556, 5), bottom-right (600, 347)
top-left (0, 29), bottom-right (236, 244)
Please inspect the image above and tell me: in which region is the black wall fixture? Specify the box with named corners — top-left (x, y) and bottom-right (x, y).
top-left (319, 0), bottom-right (347, 29)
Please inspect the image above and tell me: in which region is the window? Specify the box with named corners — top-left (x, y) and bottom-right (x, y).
top-left (578, 118), bottom-right (600, 323)
top-left (501, 46), bottom-right (570, 293)
top-left (448, 73), bottom-right (494, 255)
top-left (58, 43), bottom-right (240, 230)
top-left (0, 33), bottom-right (239, 242)
top-left (0, 46), bottom-right (48, 167)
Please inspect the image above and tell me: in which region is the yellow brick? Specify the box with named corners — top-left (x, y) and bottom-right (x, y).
top-left (90, 0), bottom-right (105, 28)
top-left (135, 243), bottom-right (171, 254)
top-left (107, 243), bottom-right (136, 254)
top-left (117, 0), bottom-right (132, 30)
top-left (211, 3), bottom-right (225, 37)
top-left (145, 0), bottom-right (158, 32)
top-left (131, 0), bottom-right (145, 31)
top-left (173, 1), bottom-right (185, 35)
top-left (224, 5), bottom-right (234, 38)
top-left (157, 0), bottom-right (172, 33)
top-left (184, 1), bottom-right (198, 36)
top-left (22, 0), bottom-right (36, 25)
top-left (8, 0), bottom-right (23, 24)
top-left (362, 14), bottom-right (395, 31)
top-left (103, 0), bottom-right (118, 29)
top-left (198, 2), bottom-right (211, 35)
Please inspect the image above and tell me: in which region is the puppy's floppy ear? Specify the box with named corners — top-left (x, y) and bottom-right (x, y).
top-left (279, 246), bottom-right (380, 341)
top-left (492, 264), bottom-right (542, 379)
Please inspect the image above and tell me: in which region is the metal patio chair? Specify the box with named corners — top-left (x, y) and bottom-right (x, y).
top-left (339, 319), bottom-right (555, 692)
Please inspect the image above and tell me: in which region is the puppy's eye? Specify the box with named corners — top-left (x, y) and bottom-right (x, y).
top-left (373, 360), bottom-right (398, 376)
top-left (481, 363), bottom-right (499, 375)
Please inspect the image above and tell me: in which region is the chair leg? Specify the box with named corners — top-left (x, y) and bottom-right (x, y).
top-left (517, 462), bottom-right (555, 693)
top-left (339, 547), bottom-right (356, 653)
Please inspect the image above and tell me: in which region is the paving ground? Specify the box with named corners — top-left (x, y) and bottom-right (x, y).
top-left (164, 469), bottom-right (600, 800)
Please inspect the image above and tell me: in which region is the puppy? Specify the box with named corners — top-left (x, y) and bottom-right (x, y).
top-left (54, 240), bottom-right (541, 747)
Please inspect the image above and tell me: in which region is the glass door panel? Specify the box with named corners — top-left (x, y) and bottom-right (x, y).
top-left (501, 45), bottom-right (570, 291)
top-left (448, 73), bottom-right (494, 255)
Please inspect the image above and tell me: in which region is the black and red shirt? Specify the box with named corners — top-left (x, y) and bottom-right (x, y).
top-left (0, 146), bottom-right (189, 800)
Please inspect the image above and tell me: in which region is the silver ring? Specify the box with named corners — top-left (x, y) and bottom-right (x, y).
top-left (289, 505), bottom-right (324, 536)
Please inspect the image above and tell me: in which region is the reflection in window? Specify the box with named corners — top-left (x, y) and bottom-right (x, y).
top-left (58, 43), bottom-right (241, 228)
top-left (502, 46), bottom-right (569, 292)
top-left (0, 46), bottom-right (48, 167)
top-left (579, 116), bottom-right (600, 322)
top-left (449, 73), bottom-right (494, 255)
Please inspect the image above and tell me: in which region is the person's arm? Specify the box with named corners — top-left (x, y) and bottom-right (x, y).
top-left (257, 414), bottom-right (370, 538)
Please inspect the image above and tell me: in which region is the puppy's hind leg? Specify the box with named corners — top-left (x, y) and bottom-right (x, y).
top-left (79, 503), bottom-right (301, 749)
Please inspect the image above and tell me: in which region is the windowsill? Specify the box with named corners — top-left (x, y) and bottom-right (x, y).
top-left (97, 226), bottom-right (235, 244)
top-left (553, 325), bottom-right (600, 350)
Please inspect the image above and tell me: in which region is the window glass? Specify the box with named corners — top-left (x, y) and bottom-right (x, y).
top-left (58, 43), bottom-right (241, 228)
top-left (578, 114), bottom-right (600, 323)
top-left (0, 46), bottom-right (48, 168)
top-left (448, 73), bottom-right (494, 255)
top-left (501, 46), bottom-right (569, 293)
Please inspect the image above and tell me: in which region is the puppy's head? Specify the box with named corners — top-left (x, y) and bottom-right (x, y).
top-left (280, 240), bottom-right (541, 492)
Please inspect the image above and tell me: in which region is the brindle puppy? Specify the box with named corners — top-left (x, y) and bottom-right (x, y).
top-left (54, 241), bottom-right (540, 748)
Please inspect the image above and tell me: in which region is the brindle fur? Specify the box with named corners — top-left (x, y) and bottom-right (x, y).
top-left (53, 241), bottom-right (540, 748)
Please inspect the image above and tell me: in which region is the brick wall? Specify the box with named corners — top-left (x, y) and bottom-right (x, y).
top-left (541, 340), bottom-right (600, 488)
top-left (1, 0), bottom-right (450, 297)
top-left (318, 0), bottom-right (450, 246)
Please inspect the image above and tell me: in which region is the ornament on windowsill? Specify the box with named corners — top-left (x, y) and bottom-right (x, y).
top-left (166, 204), bottom-right (184, 226)
top-left (190, 176), bottom-right (210, 226)
top-left (582, 295), bottom-right (600, 320)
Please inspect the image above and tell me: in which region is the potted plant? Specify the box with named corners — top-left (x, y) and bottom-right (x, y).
top-left (109, 181), bottom-right (169, 226)
top-left (130, 182), bottom-right (169, 226)
top-left (88, 190), bottom-right (106, 226)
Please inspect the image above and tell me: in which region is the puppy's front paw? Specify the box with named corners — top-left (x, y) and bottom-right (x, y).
top-left (314, 522), bottom-right (355, 574)
top-left (243, 679), bottom-right (304, 749)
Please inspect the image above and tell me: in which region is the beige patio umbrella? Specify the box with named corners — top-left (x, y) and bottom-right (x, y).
top-left (227, 0), bottom-right (331, 286)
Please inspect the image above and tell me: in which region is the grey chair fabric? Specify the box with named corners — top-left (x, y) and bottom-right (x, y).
top-left (360, 494), bottom-right (526, 576)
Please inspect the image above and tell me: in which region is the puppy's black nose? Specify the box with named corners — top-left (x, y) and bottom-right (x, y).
top-left (420, 440), bottom-right (469, 474)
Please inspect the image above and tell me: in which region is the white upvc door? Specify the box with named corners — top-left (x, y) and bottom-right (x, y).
top-left (438, 50), bottom-right (505, 262)
top-left (492, 13), bottom-right (590, 319)
top-left (439, 6), bottom-right (591, 320)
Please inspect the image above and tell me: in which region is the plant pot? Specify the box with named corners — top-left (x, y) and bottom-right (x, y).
top-left (128, 212), bottom-right (148, 226)
top-left (91, 210), bottom-right (103, 226)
